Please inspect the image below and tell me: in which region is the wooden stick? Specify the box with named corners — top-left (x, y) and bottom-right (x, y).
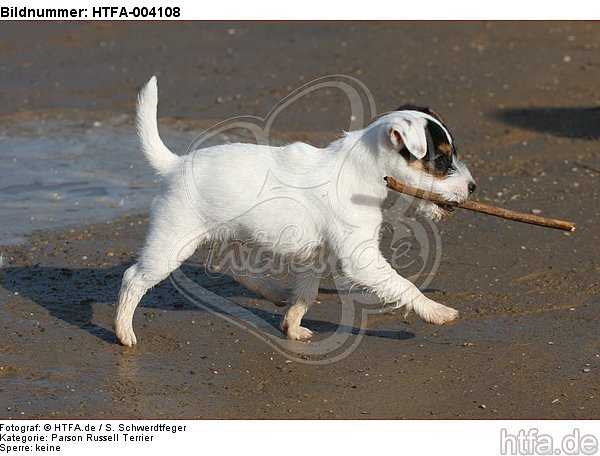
top-left (384, 176), bottom-right (576, 232)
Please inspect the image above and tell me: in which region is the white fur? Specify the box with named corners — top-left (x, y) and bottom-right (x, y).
top-left (114, 77), bottom-right (475, 346)
top-left (388, 113), bottom-right (429, 159)
top-left (136, 76), bottom-right (180, 176)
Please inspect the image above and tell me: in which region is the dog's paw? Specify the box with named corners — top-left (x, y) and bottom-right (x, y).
top-left (415, 299), bottom-right (459, 325)
top-left (115, 325), bottom-right (138, 347)
top-left (284, 325), bottom-right (313, 341)
top-left (430, 305), bottom-right (459, 325)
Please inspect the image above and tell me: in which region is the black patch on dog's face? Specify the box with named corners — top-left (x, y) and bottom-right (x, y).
top-left (396, 104), bottom-right (447, 126)
top-left (396, 105), bottom-right (457, 177)
top-left (424, 119), bottom-right (455, 175)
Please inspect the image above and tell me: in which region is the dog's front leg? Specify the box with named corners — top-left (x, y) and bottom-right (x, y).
top-left (341, 241), bottom-right (458, 324)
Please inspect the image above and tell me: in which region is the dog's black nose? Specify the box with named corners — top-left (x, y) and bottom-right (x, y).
top-left (468, 181), bottom-right (477, 195)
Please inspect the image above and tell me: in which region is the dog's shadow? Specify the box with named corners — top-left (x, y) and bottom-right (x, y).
top-left (0, 263), bottom-right (414, 345)
top-left (495, 107), bottom-right (600, 140)
top-left (1, 264), bottom-right (127, 343)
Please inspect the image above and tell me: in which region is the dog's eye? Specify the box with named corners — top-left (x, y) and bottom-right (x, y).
top-left (434, 154), bottom-right (451, 171)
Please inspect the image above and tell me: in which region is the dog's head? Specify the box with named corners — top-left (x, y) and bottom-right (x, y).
top-left (378, 105), bottom-right (476, 221)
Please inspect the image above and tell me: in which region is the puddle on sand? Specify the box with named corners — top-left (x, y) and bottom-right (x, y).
top-left (0, 115), bottom-right (193, 245)
top-left (0, 112), bottom-right (311, 246)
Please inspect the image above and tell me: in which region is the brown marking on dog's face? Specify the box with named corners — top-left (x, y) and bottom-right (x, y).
top-left (396, 105), bottom-right (457, 178)
top-left (409, 153), bottom-right (449, 179)
top-left (408, 160), bottom-right (425, 172)
top-left (437, 142), bottom-right (453, 159)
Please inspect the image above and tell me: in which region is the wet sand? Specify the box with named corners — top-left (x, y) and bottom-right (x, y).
top-left (0, 22), bottom-right (598, 418)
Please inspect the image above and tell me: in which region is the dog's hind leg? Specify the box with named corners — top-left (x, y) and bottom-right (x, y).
top-left (280, 271), bottom-right (321, 340)
top-left (114, 215), bottom-right (206, 346)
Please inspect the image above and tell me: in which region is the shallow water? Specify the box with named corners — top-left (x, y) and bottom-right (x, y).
top-left (0, 115), bottom-right (193, 245)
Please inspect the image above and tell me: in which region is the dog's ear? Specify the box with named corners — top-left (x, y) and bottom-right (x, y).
top-left (388, 117), bottom-right (428, 160)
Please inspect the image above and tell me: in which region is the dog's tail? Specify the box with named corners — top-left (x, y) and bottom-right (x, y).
top-left (136, 76), bottom-right (180, 176)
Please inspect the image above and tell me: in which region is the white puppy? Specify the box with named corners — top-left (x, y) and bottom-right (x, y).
top-left (114, 76), bottom-right (476, 346)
